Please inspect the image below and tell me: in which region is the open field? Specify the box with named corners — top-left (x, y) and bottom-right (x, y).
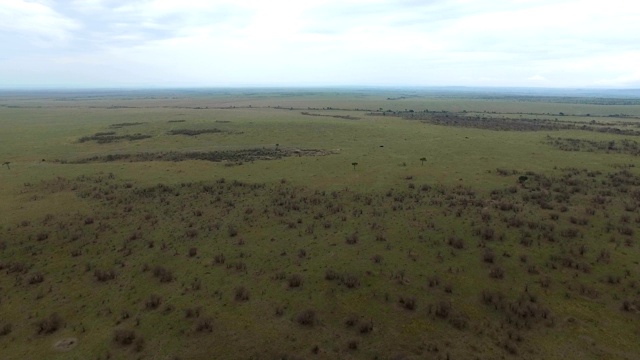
top-left (1, 88), bottom-right (640, 359)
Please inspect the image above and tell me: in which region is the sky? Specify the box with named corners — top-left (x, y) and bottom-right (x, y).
top-left (0, 0), bottom-right (639, 88)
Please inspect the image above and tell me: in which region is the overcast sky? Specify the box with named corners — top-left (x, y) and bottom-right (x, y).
top-left (1, 0), bottom-right (638, 88)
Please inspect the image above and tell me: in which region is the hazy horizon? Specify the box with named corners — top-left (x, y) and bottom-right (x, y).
top-left (1, 0), bottom-right (639, 89)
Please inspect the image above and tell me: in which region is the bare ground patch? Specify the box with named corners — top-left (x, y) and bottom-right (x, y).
top-left (53, 337), bottom-right (78, 352)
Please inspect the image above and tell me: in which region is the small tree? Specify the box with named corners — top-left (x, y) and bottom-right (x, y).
top-left (2, 162), bottom-right (9, 170)
top-left (420, 157), bottom-right (426, 165)
top-left (352, 162), bottom-right (358, 170)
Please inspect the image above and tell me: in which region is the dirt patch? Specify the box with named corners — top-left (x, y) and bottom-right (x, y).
top-left (53, 337), bottom-right (78, 352)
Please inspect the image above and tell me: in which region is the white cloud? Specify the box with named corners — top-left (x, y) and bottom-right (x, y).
top-left (0, 0), bottom-right (79, 44)
top-left (1, 0), bottom-right (639, 87)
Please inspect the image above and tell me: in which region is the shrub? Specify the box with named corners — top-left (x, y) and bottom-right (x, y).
top-left (184, 307), bottom-right (201, 318)
top-left (227, 224), bottom-right (238, 237)
top-left (36, 313), bottom-right (63, 335)
top-left (448, 236), bottom-right (464, 249)
top-left (345, 314), bottom-right (359, 328)
top-left (288, 274), bottom-right (303, 288)
top-left (113, 329), bottom-right (136, 346)
top-left (188, 247), bottom-right (197, 257)
top-left (483, 249), bottom-right (495, 263)
top-left (621, 300), bottom-right (636, 312)
top-left (345, 232), bottom-right (359, 244)
top-left (399, 296), bottom-right (417, 310)
top-left (195, 317), bottom-right (214, 332)
top-left (152, 266), bottom-right (174, 282)
top-left (325, 269), bottom-right (339, 281)
top-left (235, 286), bottom-right (250, 301)
top-left (228, 261), bottom-right (247, 272)
top-left (340, 274), bottom-right (360, 289)
top-left (213, 253), bottom-right (225, 265)
top-left (490, 266), bottom-right (505, 279)
top-left (449, 313), bottom-right (469, 330)
top-left (372, 254), bottom-right (383, 264)
top-left (28, 273), bottom-right (44, 284)
top-left (145, 294), bottom-right (162, 310)
top-left (431, 300), bottom-right (451, 319)
top-left (359, 320), bottom-right (373, 334)
top-left (133, 336), bottom-right (145, 352)
top-left (94, 269), bottom-right (116, 282)
top-left (0, 323), bottom-right (12, 336)
top-left (296, 309), bottom-right (316, 326)
top-left (347, 340), bottom-right (359, 350)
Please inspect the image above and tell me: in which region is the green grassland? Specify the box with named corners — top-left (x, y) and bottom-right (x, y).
top-left (1, 89), bottom-right (639, 359)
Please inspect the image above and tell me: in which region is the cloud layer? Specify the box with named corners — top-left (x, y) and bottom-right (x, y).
top-left (1, 0), bottom-right (638, 88)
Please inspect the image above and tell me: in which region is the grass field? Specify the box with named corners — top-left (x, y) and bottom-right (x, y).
top-left (1, 88), bottom-right (639, 359)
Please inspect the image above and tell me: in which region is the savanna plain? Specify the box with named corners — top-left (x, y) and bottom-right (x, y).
top-left (1, 88), bottom-right (639, 360)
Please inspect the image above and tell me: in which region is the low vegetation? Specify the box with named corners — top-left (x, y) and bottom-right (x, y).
top-left (0, 89), bottom-right (639, 359)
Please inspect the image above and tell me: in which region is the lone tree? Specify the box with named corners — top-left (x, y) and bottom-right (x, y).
top-left (275, 143), bottom-right (280, 150)
top-left (2, 162), bottom-right (9, 170)
top-left (351, 162), bottom-right (358, 170)
top-left (420, 157), bottom-right (426, 165)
